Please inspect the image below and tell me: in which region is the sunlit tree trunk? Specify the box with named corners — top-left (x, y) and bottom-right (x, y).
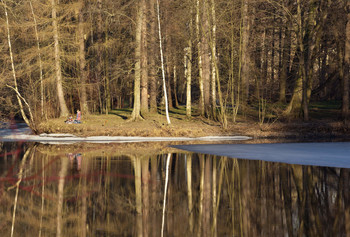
top-left (52, 0), bottom-right (69, 117)
top-left (141, 0), bottom-right (149, 115)
top-left (196, 0), bottom-right (204, 116)
top-left (131, 0), bottom-right (144, 121)
top-left (201, 0), bottom-right (211, 117)
top-left (185, 6), bottom-right (193, 118)
top-left (149, 0), bottom-right (158, 113)
top-left (210, 0), bottom-right (217, 117)
top-left (156, 0), bottom-right (171, 124)
top-left (77, 0), bottom-right (89, 115)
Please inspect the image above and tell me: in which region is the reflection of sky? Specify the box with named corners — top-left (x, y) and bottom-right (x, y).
top-left (174, 142), bottom-right (350, 168)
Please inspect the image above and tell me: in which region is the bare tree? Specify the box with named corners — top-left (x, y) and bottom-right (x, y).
top-left (51, 0), bottom-right (69, 117)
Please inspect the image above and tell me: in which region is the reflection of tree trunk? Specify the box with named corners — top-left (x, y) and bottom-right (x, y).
top-left (57, 157), bottom-right (68, 237)
top-left (142, 158), bottom-right (150, 237)
top-left (203, 157), bottom-right (212, 236)
top-left (242, 161), bottom-right (251, 236)
top-left (281, 164), bottom-right (293, 237)
top-left (343, 170), bottom-right (350, 235)
top-left (11, 147), bottom-right (32, 237)
top-left (134, 157), bottom-right (142, 214)
top-left (161, 153), bottom-right (171, 237)
top-left (151, 156), bottom-right (158, 233)
top-left (212, 157), bottom-right (217, 237)
top-left (133, 157), bottom-right (142, 236)
top-left (186, 154), bottom-right (194, 233)
top-left (80, 154), bottom-right (89, 237)
top-left (197, 155), bottom-right (204, 237)
top-left (39, 155), bottom-right (46, 237)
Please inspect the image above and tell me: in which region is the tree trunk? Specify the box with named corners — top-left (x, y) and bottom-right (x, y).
top-left (280, 13), bottom-right (292, 103)
top-left (29, 0), bottom-right (44, 117)
top-left (78, 0), bottom-right (89, 115)
top-left (131, 0), bottom-right (144, 120)
top-left (149, 0), bottom-right (158, 113)
top-left (201, 0), bottom-right (211, 117)
top-left (156, 0), bottom-right (171, 124)
top-left (52, 0), bottom-right (69, 117)
top-left (196, 0), bottom-right (204, 116)
top-left (241, 0), bottom-right (250, 104)
top-left (141, 0), bottom-right (149, 114)
top-left (173, 65), bottom-right (179, 107)
top-left (342, 4), bottom-right (350, 120)
top-left (210, 0), bottom-right (217, 117)
top-left (185, 45), bottom-right (192, 118)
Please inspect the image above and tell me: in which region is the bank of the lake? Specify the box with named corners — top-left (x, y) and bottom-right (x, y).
top-left (36, 112), bottom-right (350, 140)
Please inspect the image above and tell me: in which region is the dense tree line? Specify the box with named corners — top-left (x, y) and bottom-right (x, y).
top-left (0, 0), bottom-right (349, 128)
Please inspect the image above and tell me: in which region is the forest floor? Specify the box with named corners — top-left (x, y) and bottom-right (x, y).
top-left (36, 104), bottom-right (350, 140)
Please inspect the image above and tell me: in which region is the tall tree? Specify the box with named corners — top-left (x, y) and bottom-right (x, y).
top-left (342, 1), bottom-right (350, 120)
top-left (52, 0), bottom-right (69, 117)
top-left (77, 0), bottom-right (89, 115)
top-left (131, 0), bottom-right (144, 121)
top-left (241, 0), bottom-right (250, 104)
top-left (149, 0), bottom-right (158, 113)
top-left (140, 0), bottom-right (149, 114)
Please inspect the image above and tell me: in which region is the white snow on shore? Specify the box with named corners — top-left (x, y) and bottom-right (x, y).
top-left (0, 130), bottom-right (251, 144)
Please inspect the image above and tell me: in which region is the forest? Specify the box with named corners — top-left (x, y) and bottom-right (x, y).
top-left (0, 0), bottom-right (349, 130)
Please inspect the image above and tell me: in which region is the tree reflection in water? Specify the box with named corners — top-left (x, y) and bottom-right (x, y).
top-left (0, 142), bottom-right (349, 236)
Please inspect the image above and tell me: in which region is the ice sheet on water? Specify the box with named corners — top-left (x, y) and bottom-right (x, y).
top-left (173, 142), bottom-right (350, 168)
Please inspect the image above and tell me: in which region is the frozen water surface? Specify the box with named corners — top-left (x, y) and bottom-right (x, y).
top-left (173, 142), bottom-right (350, 168)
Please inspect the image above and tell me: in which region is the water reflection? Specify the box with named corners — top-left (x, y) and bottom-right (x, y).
top-left (0, 142), bottom-right (349, 236)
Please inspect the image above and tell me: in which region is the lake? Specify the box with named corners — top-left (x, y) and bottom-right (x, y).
top-left (0, 139), bottom-right (349, 236)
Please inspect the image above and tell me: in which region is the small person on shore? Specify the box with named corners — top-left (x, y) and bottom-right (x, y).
top-left (65, 115), bottom-right (74, 124)
top-left (74, 109), bottom-right (81, 124)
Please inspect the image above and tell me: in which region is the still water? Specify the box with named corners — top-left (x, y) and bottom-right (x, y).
top-left (0, 141), bottom-right (349, 236)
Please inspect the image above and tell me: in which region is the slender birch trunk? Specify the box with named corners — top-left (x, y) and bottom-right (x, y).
top-left (210, 0), bottom-right (217, 117)
top-left (52, 0), bottom-right (69, 117)
top-left (156, 0), bottom-right (171, 124)
top-left (3, 0), bottom-right (36, 129)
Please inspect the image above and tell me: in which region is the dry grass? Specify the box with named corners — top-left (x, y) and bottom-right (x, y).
top-left (36, 106), bottom-right (350, 140)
